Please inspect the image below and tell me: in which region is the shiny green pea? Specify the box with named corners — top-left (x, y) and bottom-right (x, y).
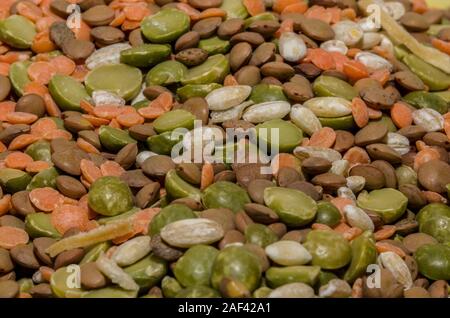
top-left (415, 243), bottom-right (450, 281)
top-left (164, 169), bottom-right (202, 202)
top-left (256, 119), bottom-right (303, 153)
top-left (98, 125), bottom-right (136, 152)
top-left (161, 276), bottom-right (182, 298)
top-left (403, 91), bottom-right (448, 114)
top-left (120, 44), bottom-right (171, 68)
top-left (149, 203), bottom-right (197, 235)
top-left (124, 254), bottom-right (167, 290)
top-left (153, 109), bottom-right (196, 133)
top-left (315, 201), bottom-right (342, 227)
top-left (344, 231), bottom-right (377, 283)
top-left (141, 8), bottom-right (190, 44)
top-left (198, 37), bottom-right (230, 55)
top-left (0, 168), bottom-right (31, 194)
top-left (313, 76), bottom-right (358, 101)
top-left (88, 176), bottom-right (134, 216)
top-left (357, 188), bottom-right (407, 224)
top-left (265, 266), bottom-right (321, 288)
top-left (250, 84), bottom-right (287, 104)
top-left (25, 140), bottom-right (52, 163)
top-left (25, 213), bottom-right (61, 239)
top-left (245, 224), bottom-right (278, 248)
top-left (176, 83), bottom-right (222, 102)
top-left (145, 60), bottom-right (187, 87)
top-left (146, 131), bottom-right (184, 155)
top-left (202, 181), bottom-right (251, 213)
top-left (26, 167), bottom-right (59, 190)
top-left (0, 15), bottom-right (36, 49)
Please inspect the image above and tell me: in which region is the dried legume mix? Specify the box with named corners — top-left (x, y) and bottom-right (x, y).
top-left (0, 0), bottom-right (449, 299)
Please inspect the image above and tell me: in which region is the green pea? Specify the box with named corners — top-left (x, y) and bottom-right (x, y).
top-left (244, 13), bottom-right (277, 28)
top-left (146, 131), bottom-right (183, 155)
top-left (98, 125), bottom-right (137, 152)
top-left (8, 61), bottom-right (31, 96)
top-left (402, 54), bottom-right (450, 91)
top-left (176, 286), bottom-right (220, 298)
top-left (221, 0), bottom-right (249, 19)
top-left (88, 176), bottom-right (134, 216)
top-left (415, 243), bottom-right (450, 280)
top-left (417, 203), bottom-right (450, 243)
top-left (153, 109), bottom-right (196, 133)
top-left (80, 242), bottom-right (111, 265)
top-left (304, 230), bottom-right (352, 270)
top-left (253, 286), bottom-right (272, 298)
top-left (51, 267), bottom-right (85, 298)
top-left (25, 140), bottom-right (52, 163)
top-left (25, 213), bottom-right (61, 239)
top-left (176, 83), bottom-right (222, 102)
top-left (211, 246), bottom-right (262, 292)
top-left (182, 54), bottom-right (230, 85)
top-left (82, 287), bottom-right (137, 298)
top-left (403, 91), bottom-right (448, 114)
top-left (202, 181), bottom-right (251, 213)
top-left (145, 60), bottom-right (187, 87)
top-left (0, 15), bottom-right (36, 49)
top-left (264, 187), bottom-right (317, 227)
top-left (164, 169), bottom-right (202, 202)
top-left (141, 8), bottom-right (190, 43)
top-left (357, 188), bottom-right (408, 223)
top-left (250, 84), bottom-right (288, 104)
top-left (256, 119), bottom-right (303, 153)
top-left (26, 167), bottom-right (59, 191)
top-left (318, 115), bottom-right (355, 130)
top-left (315, 201), bottom-right (342, 227)
top-left (265, 266), bottom-right (321, 288)
top-left (161, 276), bottom-right (182, 298)
top-left (174, 245), bottom-right (219, 287)
top-left (149, 203), bottom-right (197, 235)
top-left (132, 99), bottom-right (150, 109)
top-left (198, 37), bottom-right (231, 55)
top-left (245, 224), bottom-right (278, 248)
top-left (49, 75), bottom-right (90, 111)
top-left (316, 271), bottom-right (339, 287)
top-left (85, 64), bottom-right (142, 101)
top-left (124, 254), bottom-right (167, 290)
top-left (120, 44), bottom-right (171, 68)
top-left (313, 76), bottom-right (358, 101)
top-left (18, 278), bottom-right (34, 293)
top-left (343, 231), bottom-right (377, 283)
top-left (0, 168), bottom-right (32, 194)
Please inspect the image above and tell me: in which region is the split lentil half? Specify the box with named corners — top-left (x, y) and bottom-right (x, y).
top-left (0, 0), bottom-right (449, 299)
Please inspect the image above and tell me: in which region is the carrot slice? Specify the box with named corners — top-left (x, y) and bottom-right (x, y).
top-left (29, 187), bottom-right (64, 212)
top-left (0, 226), bottom-right (29, 249)
top-left (4, 152), bottom-right (34, 169)
top-left (25, 160), bottom-right (52, 173)
top-left (329, 197), bottom-right (351, 220)
top-left (42, 129), bottom-right (72, 141)
top-left (9, 134), bottom-right (40, 150)
top-left (192, 8), bottom-right (226, 21)
top-left (200, 162), bottom-right (214, 190)
top-left (16, 1), bottom-right (42, 22)
top-left (243, 0), bottom-right (266, 16)
top-left (123, 4), bottom-right (150, 21)
top-left (43, 93), bottom-right (61, 118)
top-left (100, 160), bottom-right (125, 177)
top-left (391, 102), bottom-right (413, 129)
top-left (432, 38), bottom-right (450, 55)
top-left (108, 118), bottom-right (121, 129)
top-left (351, 97), bottom-right (369, 128)
top-left (82, 114), bottom-right (110, 126)
top-left (51, 204), bottom-right (90, 235)
top-left (330, 52), bottom-right (349, 72)
top-left (305, 5), bottom-right (332, 24)
top-left (342, 227), bottom-right (363, 241)
top-left (308, 127), bottom-right (336, 148)
top-left (121, 19), bottom-right (141, 31)
top-left (270, 153), bottom-right (301, 176)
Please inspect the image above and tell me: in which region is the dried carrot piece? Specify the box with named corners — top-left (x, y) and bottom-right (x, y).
top-left (6, 112), bottom-right (38, 124)
top-left (374, 225), bottom-right (396, 241)
top-left (0, 101), bottom-right (16, 121)
top-left (45, 220), bottom-right (133, 257)
top-left (77, 138), bottom-right (100, 154)
top-left (343, 60), bottom-right (369, 81)
top-left (200, 162), bottom-right (214, 190)
top-left (27, 61), bottom-right (57, 85)
top-left (52, 55), bottom-right (76, 76)
top-left (275, 18), bottom-right (294, 38)
top-left (93, 105), bottom-right (124, 119)
top-left (30, 117), bottom-right (58, 137)
top-left (9, 134), bottom-right (40, 150)
top-left (116, 112), bottom-right (144, 127)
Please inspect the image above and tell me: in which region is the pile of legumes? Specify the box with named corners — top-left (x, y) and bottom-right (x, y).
top-left (0, 0), bottom-right (449, 299)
